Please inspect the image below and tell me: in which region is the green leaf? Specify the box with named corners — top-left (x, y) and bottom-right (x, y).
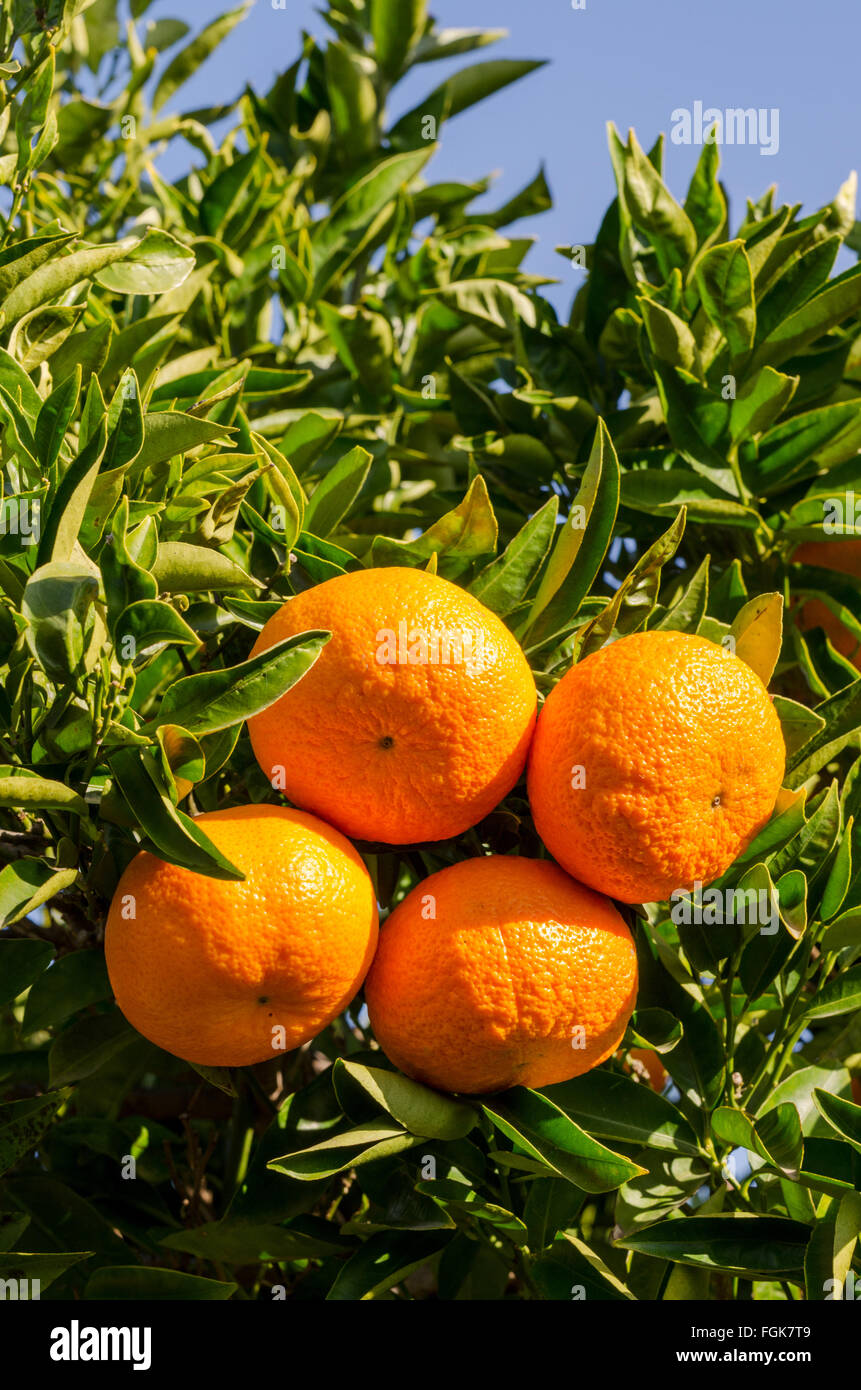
top-left (372, 0), bottom-right (427, 75)
top-left (134, 411), bottom-right (234, 472)
top-left (620, 470), bottom-right (757, 527)
top-left (617, 1214), bottom-right (810, 1275)
top-left (200, 149), bottom-right (261, 237)
top-left (787, 681), bottom-right (861, 787)
top-left (754, 1102), bottom-right (805, 1175)
top-left (750, 263), bottom-right (861, 370)
top-left (772, 696), bottom-right (826, 758)
top-left (370, 474), bottom-right (497, 577)
top-left (390, 60), bottom-right (545, 147)
top-left (327, 1230), bottom-right (450, 1301)
top-left (611, 125), bottom-right (697, 278)
top-left (22, 561), bottom-right (100, 683)
top-left (412, 27), bottom-right (507, 64)
top-left (820, 818), bottom-right (853, 921)
top-left (1, 239), bottom-right (144, 323)
top-left (22, 950), bottom-right (111, 1036)
top-left (684, 139), bottom-right (726, 246)
top-left (0, 1092), bottom-right (69, 1177)
top-left (813, 1090), bottom-right (861, 1155)
top-left (0, 230), bottom-right (76, 305)
top-left (85, 1267), bottom-right (237, 1300)
top-left (325, 42), bottom-right (378, 164)
top-left (35, 367), bottom-right (81, 478)
top-left (0, 859), bottom-right (78, 928)
top-left (730, 366), bottom-right (798, 442)
top-left (108, 747), bottom-right (245, 880)
top-left (532, 1232), bottom-right (635, 1301)
top-left (36, 421), bottom-right (107, 565)
top-left (312, 147), bottom-right (434, 294)
top-left (160, 1219), bottom-right (347, 1263)
top-left (652, 362), bottom-right (734, 484)
top-left (0, 939), bottom-right (54, 1007)
top-left (0, 1251), bottom-right (92, 1292)
top-left (639, 298), bottom-right (699, 373)
top-left (522, 419), bottom-right (620, 646)
top-left (48, 1010), bottom-right (137, 1088)
top-left (150, 541), bottom-right (257, 593)
top-left (103, 371), bottom-right (144, 472)
top-left (152, 4), bottom-right (250, 112)
top-left (151, 631), bottom-right (329, 736)
top-left (483, 1088), bottom-right (646, 1193)
top-left (0, 767), bottom-right (88, 817)
top-left (92, 229), bottom-right (195, 295)
top-left (469, 496), bottom-right (557, 617)
top-left (544, 1070), bottom-right (701, 1157)
top-left (303, 446), bottom-right (372, 538)
top-left (804, 966), bottom-right (861, 1021)
top-left (761, 1066), bottom-right (852, 1136)
top-left (431, 278), bottom-right (538, 331)
top-left (756, 236), bottom-right (841, 344)
top-left (653, 555), bottom-right (710, 633)
top-left (115, 599), bottom-right (200, 660)
top-left (695, 240), bottom-right (756, 357)
top-left (268, 1118), bottom-right (420, 1180)
top-left (752, 400), bottom-right (861, 493)
top-left (820, 907), bottom-right (861, 954)
top-left (332, 1060), bottom-right (476, 1140)
top-left (575, 507), bottom-right (687, 660)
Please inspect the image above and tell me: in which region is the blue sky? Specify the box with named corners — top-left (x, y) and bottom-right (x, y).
top-left (147, 0), bottom-right (858, 311)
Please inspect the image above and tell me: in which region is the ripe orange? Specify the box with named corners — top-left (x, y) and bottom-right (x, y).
top-left (105, 805), bottom-right (378, 1067)
top-left (793, 539), bottom-right (861, 669)
top-left (625, 1047), bottom-right (667, 1093)
top-left (364, 856), bottom-right (637, 1095)
top-left (527, 630), bottom-right (785, 904)
top-left (247, 567), bottom-right (536, 845)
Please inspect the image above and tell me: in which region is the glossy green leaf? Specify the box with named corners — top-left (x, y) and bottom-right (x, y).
top-left (151, 630), bottom-right (328, 736)
top-left (483, 1087), bottom-right (646, 1193)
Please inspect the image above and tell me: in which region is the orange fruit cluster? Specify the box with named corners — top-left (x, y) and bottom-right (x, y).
top-left (106, 567), bottom-right (786, 1094)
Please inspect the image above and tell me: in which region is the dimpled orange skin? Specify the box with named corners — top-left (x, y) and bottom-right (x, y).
top-left (364, 856), bottom-right (638, 1095)
top-left (247, 567), bottom-right (537, 845)
top-left (105, 805), bottom-right (378, 1067)
top-left (527, 631), bottom-right (786, 905)
top-left (794, 540), bottom-right (861, 669)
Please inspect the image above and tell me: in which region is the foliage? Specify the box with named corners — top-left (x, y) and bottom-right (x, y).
top-left (0, 0), bottom-right (859, 1302)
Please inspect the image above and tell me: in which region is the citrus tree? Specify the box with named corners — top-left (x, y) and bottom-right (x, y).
top-left (0, 0), bottom-right (859, 1303)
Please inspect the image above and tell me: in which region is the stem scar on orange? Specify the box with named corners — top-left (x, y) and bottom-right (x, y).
top-left (105, 805), bottom-right (378, 1067)
top-left (527, 630), bottom-right (786, 905)
top-left (364, 855), bottom-right (638, 1095)
top-left (247, 567), bottom-right (537, 845)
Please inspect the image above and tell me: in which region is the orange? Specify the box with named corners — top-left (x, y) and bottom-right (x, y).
top-left (793, 540), bottom-right (861, 669)
top-left (527, 630), bottom-right (785, 904)
top-left (105, 805), bottom-right (378, 1067)
top-left (247, 567), bottom-right (537, 845)
top-left (625, 1047), bottom-right (667, 1093)
top-left (364, 856), bottom-right (637, 1095)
